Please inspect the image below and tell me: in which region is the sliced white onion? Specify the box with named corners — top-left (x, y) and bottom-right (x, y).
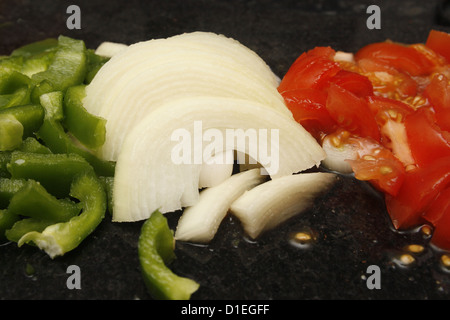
top-left (321, 135), bottom-right (358, 174)
top-left (198, 149), bottom-right (234, 188)
top-left (175, 168), bottom-right (267, 243)
top-left (94, 41), bottom-right (128, 57)
top-left (83, 32), bottom-right (291, 161)
top-left (230, 172), bottom-right (337, 239)
top-left (112, 96), bottom-right (325, 222)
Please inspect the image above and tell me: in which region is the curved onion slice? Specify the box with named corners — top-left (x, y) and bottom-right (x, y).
top-left (94, 41), bottom-right (128, 58)
top-left (198, 149), bottom-right (234, 188)
top-left (321, 135), bottom-right (358, 174)
top-left (112, 96), bottom-right (325, 222)
top-left (230, 172), bottom-right (337, 239)
top-left (84, 32), bottom-right (290, 161)
top-left (175, 168), bottom-right (267, 243)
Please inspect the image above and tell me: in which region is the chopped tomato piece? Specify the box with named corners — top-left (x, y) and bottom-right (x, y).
top-left (423, 187), bottom-right (450, 250)
top-left (423, 74), bottom-right (450, 132)
top-left (404, 107), bottom-right (450, 168)
top-left (355, 41), bottom-right (435, 76)
top-left (345, 136), bottom-right (405, 196)
top-left (366, 96), bottom-right (415, 166)
top-left (329, 70), bottom-right (374, 97)
top-left (385, 156), bottom-right (450, 230)
top-left (425, 29), bottom-right (450, 64)
top-left (278, 47), bottom-right (341, 94)
top-left (366, 96), bottom-right (414, 124)
top-left (278, 34), bottom-right (450, 251)
top-left (410, 43), bottom-right (447, 70)
top-left (281, 88), bottom-right (337, 139)
top-left (326, 83), bottom-right (380, 141)
top-left (357, 58), bottom-right (418, 99)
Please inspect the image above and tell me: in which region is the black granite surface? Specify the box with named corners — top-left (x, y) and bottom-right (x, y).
top-left (1, 0), bottom-right (450, 301)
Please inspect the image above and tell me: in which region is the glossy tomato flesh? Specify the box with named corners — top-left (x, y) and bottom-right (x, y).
top-left (404, 107), bottom-right (450, 168)
top-left (385, 156), bottom-right (450, 229)
top-left (355, 41), bottom-right (435, 76)
top-left (423, 74), bottom-right (450, 132)
top-left (426, 29), bottom-right (450, 63)
top-left (325, 83), bottom-right (381, 141)
top-left (279, 30), bottom-right (450, 250)
top-left (278, 46), bottom-right (340, 94)
top-left (423, 187), bottom-right (450, 250)
top-left (281, 88), bottom-right (337, 139)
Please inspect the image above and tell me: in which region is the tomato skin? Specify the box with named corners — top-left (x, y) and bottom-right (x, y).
top-left (281, 88), bottom-right (337, 138)
top-left (385, 156), bottom-right (450, 230)
top-left (423, 187), bottom-right (450, 250)
top-left (423, 74), bottom-right (450, 132)
top-left (278, 47), bottom-right (341, 94)
top-left (404, 107), bottom-right (450, 168)
top-left (355, 41), bottom-right (435, 76)
top-left (328, 70), bottom-right (374, 97)
top-left (426, 30), bottom-right (450, 64)
top-left (326, 83), bottom-right (381, 141)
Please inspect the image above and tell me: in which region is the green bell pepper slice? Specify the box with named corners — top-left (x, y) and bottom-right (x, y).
top-left (7, 151), bottom-right (93, 198)
top-left (138, 210), bottom-right (200, 300)
top-left (0, 69), bottom-right (30, 95)
top-left (0, 104), bottom-right (44, 137)
top-left (0, 152), bottom-right (11, 178)
top-left (18, 137), bottom-right (52, 154)
top-left (11, 38), bottom-right (58, 78)
top-left (5, 218), bottom-right (52, 243)
top-left (8, 179), bottom-right (81, 222)
top-left (99, 176), bottom-right (114, 214)
top-left (0, 177), bottom-right (26, 208)
top-left (0, 104), bottom-right (44, 151)
top-left (11, 38), bottom-right (58, 58)
top-left (0, 70), bottom-right (31, 109)
top-left (84, 49), bottom-right (109, 84)
top-left (18, 170), bottom-right (107, 258)
top-left (0, 114), bottom-right (23, 151)
top-left (0, 209), bottom-right (20, 240)
top-left (31, 36), bottom-right (87, 102)
top-left (63, 85), bottom-right (106, 149)
top-left (37, 91), bottom-right (115, 176)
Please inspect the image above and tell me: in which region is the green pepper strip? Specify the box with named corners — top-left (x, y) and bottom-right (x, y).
top-left (84, 49), bottom-right (109, 84)
top-left (7, 151), bottom-right (93, 198)
top-left (11, 38), bottom-right (58, 59)
top-left (99, 176), bottom-right (114, 214)
top-left (0, 114), bottom-right (23, 151)
top-left (31, 35), bottom-right (87, 102)
top-left (18, 170), bottom-right (106, 259)
top-left (0, 152), bottom-right (11, 178)
top-left (18, 137), bottom-right (52, 154)
top-left (12, 39), bottom-right (58, 79)
top-left (0, 177), bottom-right (26, 208)
top-left (0, 104), bottom-right (44, 151)
top-left (138, 210), bottom-right (200, 300)
top-left (5, 218), bottom-right (52, 243)
top-left (0, 104), bottom-right (44, 137)
top-left (0, 209), bottom-right (20, 240)
top-left (8, 179), bottom-right (81, 222)
top-left (37, 91), bottom-right (115, 176)
top-left (63, 85), bottom-right (106, 149)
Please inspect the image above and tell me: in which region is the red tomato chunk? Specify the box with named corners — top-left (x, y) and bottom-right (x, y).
top-left (278, 29), bottom-right (450, 251)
